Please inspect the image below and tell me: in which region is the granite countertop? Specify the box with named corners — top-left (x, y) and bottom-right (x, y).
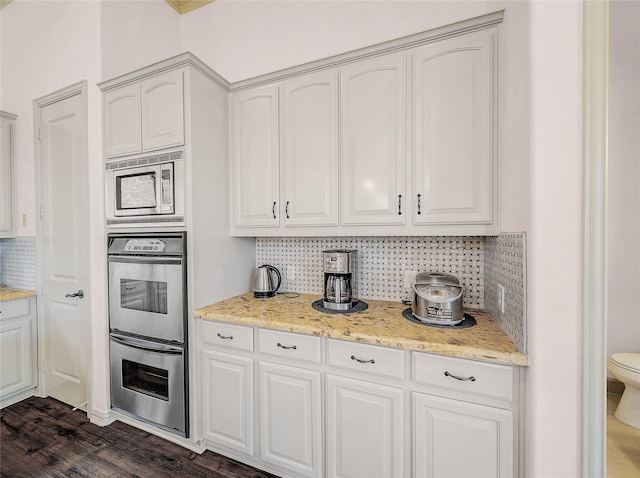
top-left (0, 285), bottom-right (37, 301)
top-left (194, 292), bottom-right (529, 367)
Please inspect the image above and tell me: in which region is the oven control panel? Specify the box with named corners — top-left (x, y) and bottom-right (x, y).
top-left (123, 239), bottom-right (166, 253)
top-left (108, 233), bottom-right (186, 256)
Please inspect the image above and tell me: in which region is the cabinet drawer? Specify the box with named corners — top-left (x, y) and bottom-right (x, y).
top-left (413, 352), bottom-right (513, 401)
top-left (327, 339), bottom-right (405, 380)
top-left (1, 297), bottom-right (32, 321)
top-left (258, 329), bottom-right (321, 365)
top-left (200, 321), bottom-right (254, 353)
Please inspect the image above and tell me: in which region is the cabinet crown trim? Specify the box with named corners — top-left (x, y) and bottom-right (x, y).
top-left (98, 51), bottom-right (229, 92)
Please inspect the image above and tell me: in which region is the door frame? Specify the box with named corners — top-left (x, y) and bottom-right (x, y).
top-left (33, 80), bottom-right (91, 409)
top-left (582, 1), bottom-right (609, 476)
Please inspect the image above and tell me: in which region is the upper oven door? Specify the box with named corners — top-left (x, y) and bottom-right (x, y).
top-left (108, 254), bottom-right (185, 342)
top-left (113, 164), bottom-right (163, 217)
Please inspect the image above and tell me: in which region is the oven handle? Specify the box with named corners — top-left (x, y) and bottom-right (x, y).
top-left (108, 255), bottom-right (182, 266)
top-left (110, 333), bottom-right (183, 355)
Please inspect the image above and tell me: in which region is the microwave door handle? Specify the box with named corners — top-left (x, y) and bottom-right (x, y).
top-left (110, 333), bottom-right (183, 355)
top-left (156, 166), bottom-right (164, 214)
top-left (107, 255), bottom-right (182, 266)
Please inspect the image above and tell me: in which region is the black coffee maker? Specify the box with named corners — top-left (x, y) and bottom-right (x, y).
top-left (322, 250), bottom-right (357, 311)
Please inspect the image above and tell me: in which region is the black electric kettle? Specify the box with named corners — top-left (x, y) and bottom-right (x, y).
top-left (252, 264), bottom-right (281, 298)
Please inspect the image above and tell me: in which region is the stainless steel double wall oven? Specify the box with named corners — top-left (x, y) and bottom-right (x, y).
top-left (107, 232), bottom-right (188, 437)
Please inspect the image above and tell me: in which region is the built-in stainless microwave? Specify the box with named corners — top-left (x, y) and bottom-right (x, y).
top-left (106, 150), bottom-right (184, 226)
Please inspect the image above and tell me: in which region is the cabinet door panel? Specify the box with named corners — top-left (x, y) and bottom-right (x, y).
top-left (0, 318), bottom-right (33, 398)
top-left (0, 113), bottom-right (16, 237)
top-left (259, 361), bottom-right (321, 477)
top-left (104, 84), bottom-right (142, 158)
top-left (326, 374), bottom-right (404, 478)
top-left (340, 53), bottom-right (406, 225)
top-left (141, 70), bottom-right (184, 152)
top-left (283, 71), bottom-right (338, 226)
top-left (201, 350), bottom-right (254, 456)
top-left (414, 30), bottom-right (495, 224)
top-left (413, 392), bottom-right (513, 478)
top-left (230, 87), bottom-right (280, 227)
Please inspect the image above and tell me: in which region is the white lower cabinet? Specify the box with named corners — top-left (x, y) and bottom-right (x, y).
top-left (198, 322), bottom-right (521, 478)
top-left (326, 374), bottom-right (404, 478)
top-left (413, 392), bottom-right (513, 478)
top-left (259, 361), bottom-right (322, 477)
top-left (201, 349), bottom-right (254, 455)
top-left (0, 296), bottom-right (38, 408)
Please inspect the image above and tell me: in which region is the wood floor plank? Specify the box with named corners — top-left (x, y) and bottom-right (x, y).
top-left (1, 397), bottom-right (278, 478)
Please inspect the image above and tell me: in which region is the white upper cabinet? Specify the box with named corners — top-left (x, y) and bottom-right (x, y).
top-left (413, 28), bottom-right (496, 225)
top-left (282, 70), bottom-right (339, 227)
top-left (228, 13), bottom-right (502, 236)
top-left (0, 112), bottom-right (17, 238)
top-left (230, 86), bottom-right (280, 228)
top-left (339, 52), bottom-right (407, 225)
top-left (141, 70), bottom-right (185, 152)
top-left (103, 83), bottom-right (141, 158)
top-left (104, 70), bottom-right (184, 159)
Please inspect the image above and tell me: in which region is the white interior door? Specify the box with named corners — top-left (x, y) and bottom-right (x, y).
top-left (35, 84), bottom-right (90, 410)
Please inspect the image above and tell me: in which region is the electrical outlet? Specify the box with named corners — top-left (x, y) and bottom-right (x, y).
top-left (404, 270), bottom-right (417, 299)
top-left (287, 266), bottom-right (296, 281)
top-left (497, 284), bottom-right (506, 314)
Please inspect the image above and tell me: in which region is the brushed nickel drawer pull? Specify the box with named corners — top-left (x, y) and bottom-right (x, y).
top-left (277, 342), bottom-right (297, 350)
top-left (444, 371), bottom-right (476, 382)
top-left (351, 355), bottom-right (375, 364)
top-left (217, 333), bottom-right (233, 340)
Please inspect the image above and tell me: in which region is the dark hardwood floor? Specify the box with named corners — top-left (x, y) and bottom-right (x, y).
top-left (1, 397), bottom-right (278, 478)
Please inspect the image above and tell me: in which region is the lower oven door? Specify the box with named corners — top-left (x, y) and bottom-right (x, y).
top-left (110, 333), bottom-right (187, 437)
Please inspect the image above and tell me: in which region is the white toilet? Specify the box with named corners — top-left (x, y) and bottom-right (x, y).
top-left (608, 353), bottom-right (640, 429)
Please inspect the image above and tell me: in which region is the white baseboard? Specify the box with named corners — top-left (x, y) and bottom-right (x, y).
top-left (0, 388), bottom-right (35, 410)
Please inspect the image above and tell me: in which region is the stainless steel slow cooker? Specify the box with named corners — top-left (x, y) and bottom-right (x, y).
top-left (412, 272), bottom-right (464, 325)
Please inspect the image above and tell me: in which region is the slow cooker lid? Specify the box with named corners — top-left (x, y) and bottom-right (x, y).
top-left (414, 272), bottom-right (460, 287)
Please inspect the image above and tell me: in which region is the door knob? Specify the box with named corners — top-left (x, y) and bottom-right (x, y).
top-left (65, 289), bottom-right (84, 299)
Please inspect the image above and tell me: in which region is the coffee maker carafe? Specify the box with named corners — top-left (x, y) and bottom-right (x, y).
top-left (323, 250), bottom-right (357, 311)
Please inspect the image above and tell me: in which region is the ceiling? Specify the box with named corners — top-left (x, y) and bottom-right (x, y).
top-left (0, 1), bottom-right (215, 15)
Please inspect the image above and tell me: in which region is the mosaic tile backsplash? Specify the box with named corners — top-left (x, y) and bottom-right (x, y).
top-left (485, 233), bottom-right (527, 353)
top-left (256, 234), bottom-right (526, 353)
top-left (256, 236), bottom-right (485, 309)
top-left (0, 237), bottom-right (37, 289)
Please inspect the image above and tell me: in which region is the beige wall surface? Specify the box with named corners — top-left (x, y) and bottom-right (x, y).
top-left (608, 0), bottom-right (640, 357)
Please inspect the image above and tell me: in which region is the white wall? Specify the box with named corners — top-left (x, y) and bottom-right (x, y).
top-left (0, 0), bottom-right (102, 237)
top-left (608, 0), bottom-right (640, 356)
top-left (526, 1), bottom-right (583, 476)
top-left (100, 0), bottom-right (181, 80)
